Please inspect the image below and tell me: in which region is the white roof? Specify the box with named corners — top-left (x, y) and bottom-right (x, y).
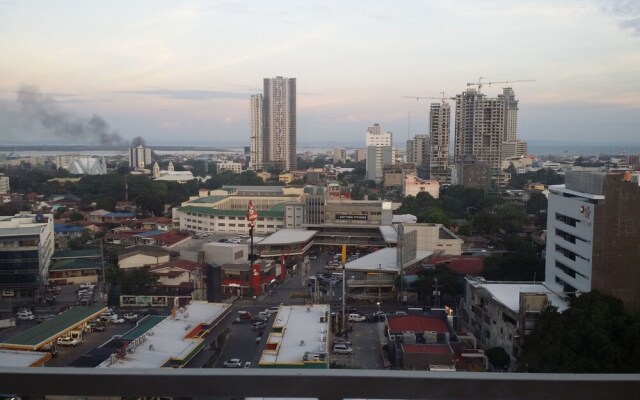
top-left (473, 281), bottom-right (569, 313)
top-left (379, 225), bottom-right (398, 243)
top-left (0, 349), bottom-right (49, 367)
top-left (345, 247), bottom-right (433, 272)
top-left (257, 229), bottom-right (317, 245)
top-left (99, 301), bottom-right (230, 368)
top-left (259, 304), bottom-right (329, 366)
top-left (392, 214), bottom-right (417, 224)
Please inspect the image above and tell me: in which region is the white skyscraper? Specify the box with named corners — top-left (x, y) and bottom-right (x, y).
top-left (365, 123), bottom-right (393, 183)
top-left (129, 145), bottom-right (152, 169)
top-left (264, 76), bottom-right (297, 171)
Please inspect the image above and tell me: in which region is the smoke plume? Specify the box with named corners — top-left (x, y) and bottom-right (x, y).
top-left (17, 85), bottom-right (129, 146)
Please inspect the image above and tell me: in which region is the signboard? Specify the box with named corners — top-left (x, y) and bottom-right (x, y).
top-left (247, 200), bottom-right (258, 228)
top-left (335, 214), bottom-right (368, 221)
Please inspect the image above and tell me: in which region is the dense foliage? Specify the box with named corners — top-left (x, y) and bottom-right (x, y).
top-left (518, 291), bottom-right (640, 373)
top-left (482, 236), bottom-right (545, 281)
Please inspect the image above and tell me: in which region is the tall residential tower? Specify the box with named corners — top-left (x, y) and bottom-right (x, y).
top-left (428, 102), bottom-right (451, 183)
top-left (249, 77), bottom-right (297, 172)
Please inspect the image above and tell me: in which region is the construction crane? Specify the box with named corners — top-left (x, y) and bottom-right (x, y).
top-left (401, 92), bottom-right (454, 104)
top-left (466, 77), bottom-right (535, 92)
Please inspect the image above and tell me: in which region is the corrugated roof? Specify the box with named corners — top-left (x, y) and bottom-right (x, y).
top-left (50, 258), bottom-right (102, 271)
top-left (53, 248), bottom-right (101, 259)
top-left (120, 315), bottom-right (165, 341)
top-left (255, 229), bottom-right (317, 245)
top-left (0, 305), bottom-right (106, 350)
top-left (387, 315), bottom-right (449, 334)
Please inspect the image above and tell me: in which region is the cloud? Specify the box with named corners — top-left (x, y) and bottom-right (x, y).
top-left (122, 89), bottom-right (254, 101)
top-left (598, 0), bottom-right (640, 35)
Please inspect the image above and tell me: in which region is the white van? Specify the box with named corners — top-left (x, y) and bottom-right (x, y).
top-left (331, 272), bottom-right (343, 280)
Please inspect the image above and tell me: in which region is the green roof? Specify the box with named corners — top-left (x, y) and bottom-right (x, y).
top-left (50, 258), bottom-right (102, 271)
top-left (179, 205), bottom-right (285, 219)
top-left (0, 305), bottom-right (106, 350)
top-left (190, 195), bottom-right (228, 204)
top-left (52, 248), bottom-right (102, 260)
top-left (121, 315), bottom-right (165, 341)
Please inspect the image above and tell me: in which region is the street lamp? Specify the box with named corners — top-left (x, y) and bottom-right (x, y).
top-left (376, 301), bottom-right (381, 312)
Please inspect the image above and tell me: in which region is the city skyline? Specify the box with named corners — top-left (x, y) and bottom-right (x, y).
top-left (0, 1), bottom-right (639, 147)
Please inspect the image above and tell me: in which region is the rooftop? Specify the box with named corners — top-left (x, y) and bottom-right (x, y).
top-left (345, 248), bottom-right (432, 272)
top-left (257, 229), bottom-right (318, 246)
top-left (469, 279), bottom-right (569, 313)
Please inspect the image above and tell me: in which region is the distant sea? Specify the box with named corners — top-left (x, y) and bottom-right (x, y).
top-left (1, 140), bottom-right (639, 158)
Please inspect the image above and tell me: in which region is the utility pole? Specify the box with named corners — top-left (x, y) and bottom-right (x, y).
top-left (433, 277), bottom-right (442, 308)
top-left (341, 244), bottom-right (347, 338)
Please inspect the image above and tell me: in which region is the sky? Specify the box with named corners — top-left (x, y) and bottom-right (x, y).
top-left (0, 0), bottom-right (639, 148)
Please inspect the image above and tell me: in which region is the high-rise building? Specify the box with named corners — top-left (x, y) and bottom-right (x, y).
top-left (0, 174), bottom-right (9, 193)
top-left (264, 76), bottom-right (297, 171)
top-left (454, 87), bottom-right (529, 181)
top-left (249, 77), bottom-right (296, 172)
top-left (454, 88), bottom-right (504, 173)
top-left (129, 145), bottom-right (152, 169)
top-left (545, 171), bottom-right (640, 312)
top-left (429, 102), bottom-right (451, 183)
top-left (249, 94), bottom-right (265, 171)
top-left (365, 123), bottom-right (393, 183)
top-left (406, 134), bottom-right (429, 170)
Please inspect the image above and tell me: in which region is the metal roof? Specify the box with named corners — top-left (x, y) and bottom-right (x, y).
top-left (0, 305), bottom-right (107, 350)
top-left (179, 205), bottom-right (285, 218)
top-left (52, 248), bottom-right (102, 259)
top-left (50, 258), bottom-right (102, 271)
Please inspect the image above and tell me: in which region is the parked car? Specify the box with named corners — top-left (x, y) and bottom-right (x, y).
top-left (17, 310), bottom-right (34, 320)
top-left (223, 358), bottom-right (243, 368)
top-left (88, 323), bottom-right (105, 332)
top-left (252, 321), bottom-right (266, 331)
top-left (123, 313), bottom-right (138, 321)
top-left (79, 282), bottom-right (94, 289)
top-left (265, 306), bottom-right (280, 315)
top-left (333, 344), bottom-right (353, 354)
top-left (333, 338), bottom-right (352, 346)
top-left (57, 336), bottom-right (81, 346)
top-left (348, 313), bottom-right (366, 322)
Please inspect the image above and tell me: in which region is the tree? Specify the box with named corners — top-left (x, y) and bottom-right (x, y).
top-left (487, 347), bottom-right (511, 370)
top-left (526, 192), bottom-right (548, 215)
top-left (518, 291), bottom-right (640, 373)
top-left (119, 267), bottom-right (160, 295)
top-left (482, 236), bottom-right (544, 281)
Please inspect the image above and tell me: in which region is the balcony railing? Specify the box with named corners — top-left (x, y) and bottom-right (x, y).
top-left (1, 367), bottom-right (639, 400)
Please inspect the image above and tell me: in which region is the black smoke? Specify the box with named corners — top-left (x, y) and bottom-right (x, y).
top-left (17, 85), bottom-right (129, 146)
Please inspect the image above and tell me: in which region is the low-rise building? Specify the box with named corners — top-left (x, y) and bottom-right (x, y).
top-left (259, 304), bottom-right (330, 368)
top-left (216, 161), bottom-right (243, 174)
top-left (403, 173), bottom-right (440, 199)
top-left (118, 245), bottom-right (171, 270)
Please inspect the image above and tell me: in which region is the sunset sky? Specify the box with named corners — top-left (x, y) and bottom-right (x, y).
top-left (1, 0), bottom-right (639, 147)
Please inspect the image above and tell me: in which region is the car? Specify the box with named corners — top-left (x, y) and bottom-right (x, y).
top-left (333, 338), bottom-right (352, 346)
top-left (57, 337), bottom-right (81, 346)
top-left (17, 310), bottom-right (35, 320)
top-left (123, 313), bottom-right (138, 321)
top-left (239, 234), bottom-right (250, 239)
top-left (89, 323), bottom-right (105, 332)
top-left (348, 313), bottom-right (366, 322)
top-left (265, 306), bottom-right (279, 315)
top-left (333, 344), bottom-right (353, 355)
top-left (223, 358), bottom-right (243, 368)
top-left (79, 282), bottom-right (94, 289)
top-left (308, 255), bottom-right (318, 260)
top-left (252, 321), bottom-right (266, 331)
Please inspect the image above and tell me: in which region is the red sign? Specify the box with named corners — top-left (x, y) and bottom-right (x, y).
top-left (247, 200), bottom-right (258, 227)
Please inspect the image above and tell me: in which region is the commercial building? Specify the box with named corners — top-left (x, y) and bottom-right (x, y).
top-left (366, 123), bottom-right (394, 183)
top-left (216, 162), bottom-right (243, 174)
top-left (129, 145), bottom-right (153, 169)
top-left (253, 76), bottom-right (297, 172)
top-left (0, 213), bottom-right (54, 298)
top-left (545, 171), bottom-right (640, 312)
top-left (383, 163), bottom-right (416, 188)
top-left (332, 148), bottom-right (347, 164)
top-left (406, 134), bottom-right (429, 170)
